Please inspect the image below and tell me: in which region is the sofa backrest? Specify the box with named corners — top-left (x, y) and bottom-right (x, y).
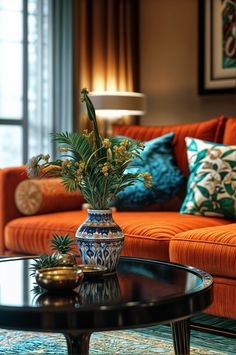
top-left (113, 116), bottom-right (226, 177)
top-left (223, 117), bottom-right (236, 145)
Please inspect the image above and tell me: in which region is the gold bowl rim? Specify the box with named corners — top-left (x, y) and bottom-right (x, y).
top-left (36, 266), bottom-right (83, 280)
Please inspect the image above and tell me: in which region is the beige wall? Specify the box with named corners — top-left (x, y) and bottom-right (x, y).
top-left (139, 0), bottom-right (236, 126)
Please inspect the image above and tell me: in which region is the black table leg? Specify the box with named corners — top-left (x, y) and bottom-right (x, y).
top-left (64, 332), bottom-right (92, 355)
top-left (171, 318), bottom-right (190, 355)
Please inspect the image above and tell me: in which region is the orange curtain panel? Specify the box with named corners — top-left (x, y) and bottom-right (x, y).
top-left (73, 0), bottom-right (140, 132)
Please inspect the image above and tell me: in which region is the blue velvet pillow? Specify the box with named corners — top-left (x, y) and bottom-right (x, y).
top-left (113, 133), bottom-right (185, 210)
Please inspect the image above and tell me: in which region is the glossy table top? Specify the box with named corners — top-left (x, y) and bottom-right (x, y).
top-left (0, 257), bottom-right (213, 332)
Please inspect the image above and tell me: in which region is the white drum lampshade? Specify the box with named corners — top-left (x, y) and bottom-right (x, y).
top-left (84, 91), bottom-right (146, 119)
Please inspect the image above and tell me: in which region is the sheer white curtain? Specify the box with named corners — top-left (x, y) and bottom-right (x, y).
top-left (0, 0), bottom-right (24, 167)
top-left (27, 0), bottom-right (53, 159)
top-left (0, 0), bottom-right (73, 167)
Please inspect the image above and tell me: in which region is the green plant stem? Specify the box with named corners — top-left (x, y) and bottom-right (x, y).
top-left (82, 90), bottom-right (102, 152)
top-left (111, 175), bottom-right (129, 200)
top-left (85, 177), bottom-right (96, 208)
top-left (85, 146), bottom-right (104, 172)
top-left (101, 177), bottom-right (109, 209)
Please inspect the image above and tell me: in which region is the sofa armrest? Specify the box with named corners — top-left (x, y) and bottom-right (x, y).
top-left (0, 166), bottom-right (28, 253)
top-left (0, 166), bottom-right (85, 254)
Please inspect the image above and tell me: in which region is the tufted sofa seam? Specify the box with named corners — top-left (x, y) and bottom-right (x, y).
top-left (124, 233), bottom-right (170, 241)
top-left (6, 224), bottom-right (171, 241)
top-left (171, 237), bottom-right (236, 247)
top-left (6, 225), bottom-right (76, 234)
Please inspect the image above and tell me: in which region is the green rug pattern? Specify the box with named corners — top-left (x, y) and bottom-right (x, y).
top-left (0, 318), bottom-right (235, 354)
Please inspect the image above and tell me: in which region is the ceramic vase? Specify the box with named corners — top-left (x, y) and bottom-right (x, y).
top-left (76, 209), bottom-right (124, 273)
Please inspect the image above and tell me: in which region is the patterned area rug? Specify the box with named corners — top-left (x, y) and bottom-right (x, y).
top-left (0, 321), bottom-right (235, 354)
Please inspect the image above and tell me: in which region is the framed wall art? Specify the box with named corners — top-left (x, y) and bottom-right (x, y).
top-left (198, 0), bottom-right (236, 94)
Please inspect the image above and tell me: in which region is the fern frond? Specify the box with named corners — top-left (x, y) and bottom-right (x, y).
top-left (51, 132), bottom-right (93, 162)
top-left (61, 175), bottom-right (81, 192)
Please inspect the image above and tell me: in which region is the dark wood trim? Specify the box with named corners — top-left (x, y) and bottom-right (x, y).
top-left (191, 322), bottom-right (236, 339)
top-left (198, 0), bottom-right (236, 95)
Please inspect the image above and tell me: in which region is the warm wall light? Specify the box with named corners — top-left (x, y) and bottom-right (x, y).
top-left (87, 91), bottom-right (146, 119)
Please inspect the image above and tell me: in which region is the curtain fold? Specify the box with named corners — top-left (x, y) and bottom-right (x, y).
top-left (52, 0), bottom-right (73, 143)
top-left (73, 0), bottom-right (140, 132)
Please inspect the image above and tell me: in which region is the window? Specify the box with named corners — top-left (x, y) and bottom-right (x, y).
top-left (0, 0), bottom-right (52, 168)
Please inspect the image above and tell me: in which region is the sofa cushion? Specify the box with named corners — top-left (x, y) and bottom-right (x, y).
top-left (180, 137), bottom-right (236, 220)
top-left (223, 117), bottom-right (236, 145)
top-left (169, 223), bottom-right (236, 278)
top-left (113, 133), bottom-right (185, 210)
top-left (5, 211), bottom-right (230, 259)
top-left (112, 116), bottom-right (226, 177)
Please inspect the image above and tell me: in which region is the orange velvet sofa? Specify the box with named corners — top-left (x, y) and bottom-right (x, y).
top-left (0, 116), bottom-right (236, 320)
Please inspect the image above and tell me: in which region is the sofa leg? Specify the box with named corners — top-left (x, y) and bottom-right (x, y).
top-left (171, 318), bottom-right (190, 355)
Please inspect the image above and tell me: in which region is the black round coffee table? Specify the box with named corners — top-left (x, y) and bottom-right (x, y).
top-left (0, 256), bottom-right (212, 355)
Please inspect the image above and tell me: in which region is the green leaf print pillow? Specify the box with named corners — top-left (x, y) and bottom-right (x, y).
top-left (180, 137), bottom-right (236, 220)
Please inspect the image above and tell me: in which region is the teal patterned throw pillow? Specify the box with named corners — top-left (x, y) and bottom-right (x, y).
top-left (113, 133), bottom-right (185, 210)
top-left (180, 137), bottom-right (236, 219)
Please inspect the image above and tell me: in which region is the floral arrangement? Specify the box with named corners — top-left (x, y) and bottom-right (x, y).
top-left (27, 88), bottom-right (152, 210)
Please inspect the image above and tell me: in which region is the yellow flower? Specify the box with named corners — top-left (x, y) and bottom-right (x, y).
top-left (82, 129), bottom-right (93, 139)
top-left (120, 139), bottom-right (129, 147)
top-left (80, 88), bottom-right (89, 102)
top-left (101, 163), bottom-right (109, 176)
top-left (42, 154), bottom-right (50, 162)
top-left (113, 145), bottom-right (119, 152)
top-left (118, 145), bottom-right (126, 153)
top-left (75, 175), bottom-right (83, 183)
top-left (139, 172), bottom-right (153, 188)
top-left (79, 161), bottom-right (85, 171)
top-left (103, 138), bottom-right (111, 149)
top-left (137, 142), bottom-right (145, 150)
top-left (58, 147), bottom-right (68, 153)
top-left (62, 159), bottom-right (71, 169)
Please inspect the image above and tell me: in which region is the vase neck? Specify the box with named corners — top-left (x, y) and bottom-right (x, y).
top-left (87, 209), bottom-right (113, 223)
top-left (88, 209), bottom-right (112, 215)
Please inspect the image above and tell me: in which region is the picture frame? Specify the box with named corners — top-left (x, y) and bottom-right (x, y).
top-left (198, 0), bottom-right (236, 95)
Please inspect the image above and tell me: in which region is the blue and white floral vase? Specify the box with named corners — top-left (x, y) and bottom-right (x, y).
top-left (76, 209), bottom-right (124, 273)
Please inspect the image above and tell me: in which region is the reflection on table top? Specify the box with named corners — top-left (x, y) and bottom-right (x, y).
top-left (0, 256), bottom-right (212, 309)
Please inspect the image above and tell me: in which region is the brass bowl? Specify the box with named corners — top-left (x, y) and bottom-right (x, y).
top-left (35, 266), bottom-right (84, 292)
